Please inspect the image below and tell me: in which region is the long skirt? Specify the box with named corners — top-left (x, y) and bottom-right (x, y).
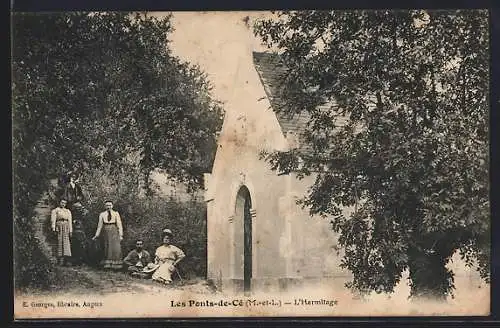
top-left (152, 259), bottom-right (175, 283)
top-left (56, 220), bottom-right (72, 257)
top-left (100, 224), bottom-right (122, 269)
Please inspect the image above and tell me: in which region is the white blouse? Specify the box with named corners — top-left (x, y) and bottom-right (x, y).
top-left (50, 207), bottom-right (73, 232)
top-left (95, 210), bottom-right (123, 238)
top-left (155, 245), bottom-right (185, 263)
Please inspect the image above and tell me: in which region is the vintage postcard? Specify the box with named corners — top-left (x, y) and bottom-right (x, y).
top-left (12, 10), bottom-right (490, 319)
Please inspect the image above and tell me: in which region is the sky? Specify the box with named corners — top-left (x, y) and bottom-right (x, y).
top-left (149, 11), bottom-right (274, 105)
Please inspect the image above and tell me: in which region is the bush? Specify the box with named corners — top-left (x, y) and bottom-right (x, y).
top-left (13, 165), bottom-right (58, 290)
top-left (14, 216), bottom-right (56, 290)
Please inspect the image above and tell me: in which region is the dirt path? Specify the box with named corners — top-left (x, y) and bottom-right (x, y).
top-left (31, 179), bottom-right (59, 265)
top-left (18, 264), bottom-right (217, 298)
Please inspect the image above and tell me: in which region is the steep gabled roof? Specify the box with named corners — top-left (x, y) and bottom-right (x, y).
top-left (252, 51), bottom-right (312, 151)
top-left (253, 51), bottom-right (350, 155)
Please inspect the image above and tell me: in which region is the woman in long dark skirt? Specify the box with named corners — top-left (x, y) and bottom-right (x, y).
top-left (92, 200), bottom-right (123, 270)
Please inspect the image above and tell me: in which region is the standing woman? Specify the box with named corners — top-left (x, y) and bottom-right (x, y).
top-left (92, 200), bottom-right (123, 270)
top-left (50, 198), bottom-right (72, 265)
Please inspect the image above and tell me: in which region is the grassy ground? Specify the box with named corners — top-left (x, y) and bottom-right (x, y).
top-left (16, 264), bottom-right (216, 297)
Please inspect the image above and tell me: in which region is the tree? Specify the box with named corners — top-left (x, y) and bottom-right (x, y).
top-left (254, 10), bottom-right (489, 299)
top-left (12, 12), bottom-right (223, 288)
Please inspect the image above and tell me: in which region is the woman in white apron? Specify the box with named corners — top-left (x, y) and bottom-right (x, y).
top-left (151, 229), bottom-right (185, 284)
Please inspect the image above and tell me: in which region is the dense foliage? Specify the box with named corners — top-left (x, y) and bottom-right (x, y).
top-left (255, 10), bottom-right (489, 299)
top-left (12, 12), bottom-right (222, 288)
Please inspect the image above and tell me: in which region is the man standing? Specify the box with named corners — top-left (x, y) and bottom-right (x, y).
top-left (63, 172), bottom-right (84, 209)
top-left (50, 198), bottom-right (72, 266)
top-left (123, 239), bottom-right (152, 277)
top-left (92, 200), bottom-right (123, 270)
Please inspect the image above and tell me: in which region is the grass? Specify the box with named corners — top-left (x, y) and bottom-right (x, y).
top-left (16, 264), bottom-right (216, 297)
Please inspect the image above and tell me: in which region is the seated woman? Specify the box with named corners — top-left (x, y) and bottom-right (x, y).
top-left (151, 229), bottom-right (186, 285)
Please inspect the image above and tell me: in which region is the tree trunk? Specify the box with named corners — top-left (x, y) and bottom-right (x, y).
top-left (408, 249), bottom-right (454, 301)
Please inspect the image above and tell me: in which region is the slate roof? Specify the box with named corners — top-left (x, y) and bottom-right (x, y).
top-left (252, 51), bottom-right (312, 147)
top-left (253, 51), bottom-right (350, 155)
